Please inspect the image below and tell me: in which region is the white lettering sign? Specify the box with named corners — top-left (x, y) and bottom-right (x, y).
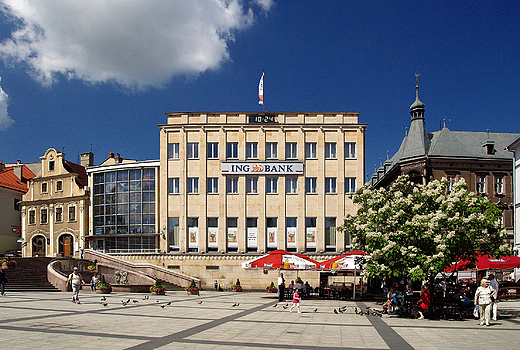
top-left (222, 162), bottom-right (303, 175)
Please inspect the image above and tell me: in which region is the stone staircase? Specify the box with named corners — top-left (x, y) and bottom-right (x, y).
top-left (3, 257), bottom-right (60, 292)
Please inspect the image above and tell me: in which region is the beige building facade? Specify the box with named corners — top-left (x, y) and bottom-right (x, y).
top-left (149, 112), bottom-right (365, 288)
top-left (21, 148), bottom-right (89, 257)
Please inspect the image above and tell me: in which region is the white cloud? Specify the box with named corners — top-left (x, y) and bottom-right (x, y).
top-left (0, 0), bottom-right (271, 89)
top-left (0, 79), bottom-right (14, 130)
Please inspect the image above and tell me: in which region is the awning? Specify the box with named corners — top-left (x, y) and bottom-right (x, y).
top-left (319, 250), bottom-right (369, 271)
top-left (242, 249), bottom-right (319, 270)
top-left (445, 254), bottom-right (520, 272)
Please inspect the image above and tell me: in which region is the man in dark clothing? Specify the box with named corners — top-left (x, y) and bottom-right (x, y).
top-left (0, 270), bottom-right (8, 295)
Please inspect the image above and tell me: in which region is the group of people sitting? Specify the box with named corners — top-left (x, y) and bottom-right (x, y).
top-left (382, 284), bottom-right (430, 319)
top-left (286, 280), bottom-right (312, 298)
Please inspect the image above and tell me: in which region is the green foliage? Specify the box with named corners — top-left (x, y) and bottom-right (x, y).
top-left (150, 279), bottom-right (166, 293)
top-left (295, 277), bottom-right (303, 284)
top-left (97, 274), bottom-right (111, 292)
top-left (339, 175), bottom-right (507, 281)
top-left (185, 279), bottom-right (199, 291)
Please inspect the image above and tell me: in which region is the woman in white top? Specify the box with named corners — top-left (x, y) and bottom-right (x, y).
top-left (474, 279), bottom-right (495, 326)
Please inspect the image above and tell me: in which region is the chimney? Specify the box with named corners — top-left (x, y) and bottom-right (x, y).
top-left (14, 160), bottom-right (22, 180)
top-left (108, 152), bottom-right (115, 158)
top-left (115, 153), bottom-right (122, 163)
top-left (80, 152), bottom-right (94, 167)
top-left (0, 159), bottom-right (4, 172)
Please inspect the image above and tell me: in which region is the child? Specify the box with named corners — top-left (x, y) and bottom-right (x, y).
top-left (289, 288), bottom-right (301, 313)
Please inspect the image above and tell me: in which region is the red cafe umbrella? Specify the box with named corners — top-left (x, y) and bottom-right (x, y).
top-left (445, 254), bottom-right (520, 272)
top-left (242, 249), bottom-right (319, 270)
top-left (319, 250), bottom-right (369, 271)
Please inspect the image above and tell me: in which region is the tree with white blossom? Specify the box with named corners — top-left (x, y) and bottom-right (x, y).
top-left (339, 175), bottom-right (508, 284)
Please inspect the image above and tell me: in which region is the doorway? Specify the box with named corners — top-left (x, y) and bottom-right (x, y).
top-left (32, 235), bottom-right (46, 257)
top-left (59, 234), bottom-right (74, 257)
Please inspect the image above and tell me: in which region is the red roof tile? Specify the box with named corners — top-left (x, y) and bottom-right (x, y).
top-left (0, 165), bottom-right (36, 193)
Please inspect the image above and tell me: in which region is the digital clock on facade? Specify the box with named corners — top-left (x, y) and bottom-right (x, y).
top-left (248, 114), bottom-right (276, 123)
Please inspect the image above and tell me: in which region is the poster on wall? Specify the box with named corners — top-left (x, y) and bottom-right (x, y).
top-left (306, 227), bottom-right (316, 249)
top-left (189, 227), bottom-right (199, 249)
top-left (287, 227), bottom-right (297, 249)
top-left (208, 228), bottom-right (218, 249)
top-left (267, 228), bottom-right (277, 249)
top-left (247, 227), bottom-right (258, 249)
top-left (227, 228), bottom-right (238, 248)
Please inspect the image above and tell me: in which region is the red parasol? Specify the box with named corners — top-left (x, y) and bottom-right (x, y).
top-left (242, 249), bottom-right (319, 270)
top-left (318, 250), bottom-right (369, 270)
top-left (445, 254), bottom-right (520, 272)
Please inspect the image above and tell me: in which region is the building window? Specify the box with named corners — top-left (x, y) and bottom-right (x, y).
top-left (187, 142), bottom-right (199, 159)
top-left (345, 142), bottom-right (356, 159)
top-left (41, 208), bottom-right (48, 224)
top-left (305, 217), bottom-right (317, 252)
top-left (188, 217), bottom-right (199, 252)
top-left (207, 142), bottom-right (219, 159)
top-left (266, 142), bottom-right (278, 159)
top-left (56, 180), bottom-right (63, 192)
top-left (446, 175), bottom-right (456, 192)
top-left (266, 177), bottom-right (278, 194)
top-left (55, 207), bottom-right (63, 222)
top-left (286, 217), bottom-right (297, 252)
top-left (286, 177), bottom-right (298, 194)
top-left (325, 178), bottom-right (337, 193)
top-left (325, 142), bottom-right (337, 159)
top-left (227, 217), bottom-right (238, 252)
top-left (49, 160), bottom-right (55, 171)
top-left (187, 178), bottom-right (199, 194)
top-left (68, 206), bottom-right (76, 221)
top-left (246, 217), bottom-right (258, 252)
top-left (305, 177), bottom-right (317, 194)
top-left (495, 176), bottom-right (504, 195)
top-left (168, 217), bottom-right (180, 251)
top-left (286, 142), bottom-right (297, 159)
top-left (207, 178), bottom-right (219, 194)
top-left (168, 143), bottom-right (180, 159)
top-left (41, 182), bottom-right (48, 193)
top-left (246, 142), bottom-right (258, 159)
top-left (305, 142), bottom-right (317, 159)
top-left (14, 198), bottom-right (20, 211)
top-left (29, 210), bottom-right (36, 225)
top-left (168, 178), bottom-right (180, 194)
top-left (345, 177), bottom-right (356, 194)
top-left (476, 175), bottom-right (486, 194)
top-left (325, 217), bottom-right (337, 251)
top-left (227, 142), bottom-right (238, 159)
top-left (246, 177), bottom-right (258, 194)
top-left (207, 217), bottom-right (218, 252)
top-left (227, 177), bottom-right (238, 194)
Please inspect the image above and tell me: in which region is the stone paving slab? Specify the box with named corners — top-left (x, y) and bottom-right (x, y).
top-left (0, 290), bottom-right (519, 350)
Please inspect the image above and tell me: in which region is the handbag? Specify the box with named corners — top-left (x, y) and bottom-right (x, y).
top-left (473, 305), bottom-right (479, 318)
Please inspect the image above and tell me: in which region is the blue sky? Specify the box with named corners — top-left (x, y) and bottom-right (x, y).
top-left (0, 0), bottom-right (519, 179)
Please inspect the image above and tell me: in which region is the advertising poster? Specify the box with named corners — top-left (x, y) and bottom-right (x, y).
top-left (188, 227), bottom-right (199, 248)
top-left (287, 227), bottom-right (297, 249)
top-left (247, 227), bottom-right (258, 249)
top-left (227, 228), bottom-right (238, 248)
top-left (306, 227), bottom-right (316, 248)
top-left (208, 227), bottom-right (218, 248)
top-left (267, 227), bottom-right (277, 248)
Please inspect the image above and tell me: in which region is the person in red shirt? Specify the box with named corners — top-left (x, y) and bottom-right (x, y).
top-left (414, 285), bottom-right (430, 319)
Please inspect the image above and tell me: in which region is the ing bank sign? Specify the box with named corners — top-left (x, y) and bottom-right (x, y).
top-left (221, 162), bottom-right (304, 175)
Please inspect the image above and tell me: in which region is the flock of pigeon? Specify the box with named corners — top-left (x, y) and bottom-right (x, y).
top-left (98, 295), bottom-right (242, 309)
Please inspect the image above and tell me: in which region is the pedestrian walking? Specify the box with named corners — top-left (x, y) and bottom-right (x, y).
top-left (488, 274), bottom-right (499, 320)
top-left (0, 269), bottom-right (8, 296)
top-left (289, 288), bottom-right (301, 313)
top-left (90, 273), bottom-right (99, 291)
top-left (474, 278), bottom-right (495, 326)
top-left (278, 273), bottom-right (285, 302)
top-left (66, 267), bottom-right (86, 304)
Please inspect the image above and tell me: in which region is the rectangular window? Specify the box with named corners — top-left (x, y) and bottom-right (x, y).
top-left (68, 206), bottom-right (76, 221)
top-left (495, 176), bottom-right (504, 195)
top-left (14, 198), bottom-right (20, 211)
top-left (187, 177), bottom-right (199, 194)
top-left (55, 207), bottom-right (63, 222)
top-left (168, 178), bottom-right (180, 194)
top-left (227, 142), bottom-right (238, 159)
top-left (286, 177), bottom-right (298, 194)
top-left (266, 142), bottom-right (278, 159)
top-left (325, 177), bottom-right (337, 194)
top-left (56, 180), bottom-right (63, 192)
top-left (476, 175), bottom-right (486, 194)
top-left (49, 160), bottom-right (55, 171)
top-left (305, 142), bottom-right (317, 159)
top-left (345, 142), bottom-right (356, 159)
top-left (207, 217), bottom-right (218, 251)
top-left (41, 208), bottom-right (48, 224)
top-left (246, 177), bottom-right (258, 194)
top-left (446, 175), bottom-right (456, 192)
top-left (41, 182), bottom-right (48, 193)
top-left (266, 177), bottom-right (278, 194)
top-left (325, 142), bottom-right (337, 159)
top-left (246, 142), bottom-right (258, 159)
top-left (207, 142), bottom-right (219, 159)
top-left (187, 142), bottom-right (199, 159)
top-left (168, 217), bottom-right (180, 251)
top-left (325, 217), bottom-right (337, 250)
top-left (168, 143), bottom-right (180, 159)
top-left (305, 217), bottom-right (317, 251)
top-left (29, 210), bottom-right (36, 225)
top-left (227, 217), bottom-right (238, 251)
top-left (286, 142), bottom-right (297, 159)
top-left (286, 217), bottom-right (297, 251)
top-left (305, 177), bottom-right (317, 194)
top-left (227, 177), bottom-right (239, 194)
top-left (345, 177), bottom-right (356, 194)
top-left (207, 178), bottom-right (219, 194)
top-left (246, 217), bottom-right (258, 251)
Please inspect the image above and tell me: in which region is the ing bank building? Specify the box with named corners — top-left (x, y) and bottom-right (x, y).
top-left (158, 112), bottom-right (366, 257)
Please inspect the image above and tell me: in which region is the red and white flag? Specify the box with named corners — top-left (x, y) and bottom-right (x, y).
top-left (258, 71), bottom-right (264, 105)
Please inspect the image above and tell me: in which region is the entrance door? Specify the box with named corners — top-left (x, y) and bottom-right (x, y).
top-left (59, 234), bottom-right (73, 257)
top-left (32, 236), bottom-right (46, 257)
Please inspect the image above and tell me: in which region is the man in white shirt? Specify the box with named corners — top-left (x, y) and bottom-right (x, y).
top-left (66, 267), bottom-right (86, 304)
top-left (278, 273), bottom-right (285, 302)
top-left (488, 274), bottom-right (499, 320)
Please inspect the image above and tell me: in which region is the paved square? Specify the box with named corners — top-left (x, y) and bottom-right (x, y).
top-left (0, 291), bottom-right (519, 349)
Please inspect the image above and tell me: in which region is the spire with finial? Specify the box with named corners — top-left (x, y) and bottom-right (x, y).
top-left (410, 72), bottom-right (425, 119)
